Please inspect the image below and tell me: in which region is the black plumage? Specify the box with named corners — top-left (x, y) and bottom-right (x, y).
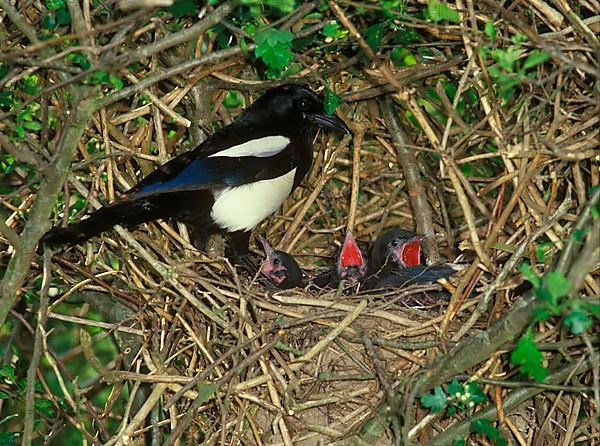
top-left (314, 230), bottom-right (460, 294)
top-left (41, 84), bottom-right (350, 257)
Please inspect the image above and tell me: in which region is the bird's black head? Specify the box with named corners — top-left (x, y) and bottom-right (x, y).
top-left (336, 231), bottom-right (367, 284)
top-left (258, 235), bottom-right (303, 289)
top-left (371, 229), bottom-right (425, 272)
top-left (242, 84), bottom-right (351, 136)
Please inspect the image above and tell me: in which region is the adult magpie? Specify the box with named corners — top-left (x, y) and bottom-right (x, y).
top-left (41, 84), bottom-right (350, 257)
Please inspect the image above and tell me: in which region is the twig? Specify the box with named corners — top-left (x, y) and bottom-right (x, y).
top-left (452, 189), bottom-right (572, 340)
top-left (381, 96), bottom-right (439, 262)
top-left (347, 122), bottom-right (365, 234)
top-left (22, 249), bottom-right (52, 446)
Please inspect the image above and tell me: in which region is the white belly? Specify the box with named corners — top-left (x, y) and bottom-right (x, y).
top-left (210, 168), bottom-right (297, 232)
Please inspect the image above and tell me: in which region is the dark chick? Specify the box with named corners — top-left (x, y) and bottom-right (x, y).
top-left (42, 84), bottom-right (350, 258)
top-left (258, 235), bottom-right (303, 289)
top-left (364, 229), bottom-right (460, 291)
top-left (313, 231), bottom-right (368, 289)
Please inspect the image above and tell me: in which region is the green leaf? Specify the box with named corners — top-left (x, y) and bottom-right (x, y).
top-left (42, 14), bottom-right (57, 30)
top-left (45, 0), bottom-right (65, 10)
top-left (523, 50), bottom-right (550, 71)
top-left (587, 302), bottom-right (600, 319)
top-left (485, 21), bottom-right (497, 43)
top-left (196, 382), bottom-right (217, 405)
top-left (55, 7), bottom-right (71, 26)
top-left (22, 121), bottom-right (42, 131)
top-left (572, 228), bottom-right (589, 242)
top-left (323, 22), bottom-right (340, 38)
top-left (448, 379), bottom-right (462, 397)
top-left (222, 91), bottom-right (245, 109)
top-left (14, 126), bottom-right (25, 140)
top-left (472, 419), bottom-right (507, 445)
top-left (167, 0), bottom-right (200, 18)
top-left (427, 0), bottom-right (460, 23)
top-left (511, 332), bottom-right (548, 382)
top-left (255, 29), bottom-right (295, 78)
top-left (465, 382), bottom-right (487, 405)
top-left (543, 272), bottom-right (572, 302)
top-left (67, 52), bottom-right (91, 70)
top-left (365, 23), bottom-right (384, 51)
top-left (0, 365), bottom-right (14, 382)
top-left (241, 0), bottom-right (296, 14)
top-left (564, 309), bottom-right (592, 335)
top-left (108, 74), bottom-right (123, 90)
top-left (420, 386), bottom-right (448, 413)
top-left (452, 438), bottom-right (466, 446)
top-left (35, 399), bottom-right (56, 418)
top-left (0, 432), bottom-right (20, 445)
top-left (323, 88), bottom-right (341, 116)
top-left (519, 263), bottom-right (540, 289)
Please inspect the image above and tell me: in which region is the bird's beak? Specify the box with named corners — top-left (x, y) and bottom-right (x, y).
top-left (338, 231), bottom-right (365, 268)
top-left (307, 113), bottom-right (351, 134)
top-left (259, 235), bottom-right (275, 259)
top-left (393, 237), bottom-right (424, 267)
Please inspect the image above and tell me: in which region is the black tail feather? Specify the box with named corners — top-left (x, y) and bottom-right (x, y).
top-left (41, 197), bottom-right (170, 248)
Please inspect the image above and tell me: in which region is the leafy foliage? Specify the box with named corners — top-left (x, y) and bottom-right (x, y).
top-left (510, 330), bottom-right (548, 382)
top-left (472, 419), bottom-right (508, 446)
top-left (254, 28), bottom-right (295, 78)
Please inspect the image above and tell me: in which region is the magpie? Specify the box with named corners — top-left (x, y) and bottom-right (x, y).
top-left (314, 230), bottom-right (460, 292)
top-left (363, 229), bottom-right (461, 291)
top-left (41, 84), bottom-right (350, 257)
top-left (258, 235), bottom-right (303, 289)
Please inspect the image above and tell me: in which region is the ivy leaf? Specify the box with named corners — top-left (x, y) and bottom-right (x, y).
top-left (465, 382), bottom-right (487, 405)
top-left (427, 0), bottom-right (460, 23)
top-left (472, 419), bottom-right (507, 445)
top-left (255, 29), bottom-right (294, 79)
top-left (167, 0), bottom-right (201, 18)
top-left (563, 309), bottom-right (592, 335)
top-left (365, 23), bottom-right (384, 51)
top-left (420, 386), bottom-right (448, 413)
top-left (448, 379), bottom-right (462, 397)
top-left (323, 88), bottom-right (341, 116)
top-left (196, 382), bottom-right (217, 405)
top-left (511, 332), bottom-right (548, 382)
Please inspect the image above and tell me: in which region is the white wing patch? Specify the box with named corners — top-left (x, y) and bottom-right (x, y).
top-left (211, 168), bottom-right (297, 232)
top-left (209, 135), bottom-right (290, 158)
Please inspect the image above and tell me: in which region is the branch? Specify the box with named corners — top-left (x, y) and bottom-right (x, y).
top-left (0, 96), bottom-right (96, 328)
top-left (421, 359), bottom-right (591, 446)
top-left (22, 249), bottom-right (52, 446)
top-left (0, 0), bottom-right (39, 44)
top-left (381, 96), bottom-right (439, 262)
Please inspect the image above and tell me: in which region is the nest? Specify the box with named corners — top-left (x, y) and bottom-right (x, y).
top-left (0, 1), bottom-right (598, 445)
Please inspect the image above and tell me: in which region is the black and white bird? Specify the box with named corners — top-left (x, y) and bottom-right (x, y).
top-left (41, 84), bottom-right (350, 257)
top-left (258, 235), bottom-right (303, 289)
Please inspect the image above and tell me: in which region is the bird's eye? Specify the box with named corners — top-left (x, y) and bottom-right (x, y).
top-left (297, 98), bottom-right (310, 111)
top-left (390, 240), bottom-right (399, 247)
top-left (273, 258), bottom-right (281, 265)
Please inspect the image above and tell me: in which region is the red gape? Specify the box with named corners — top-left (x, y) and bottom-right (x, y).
top-left (400, 238), bottom-right (423, 267)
